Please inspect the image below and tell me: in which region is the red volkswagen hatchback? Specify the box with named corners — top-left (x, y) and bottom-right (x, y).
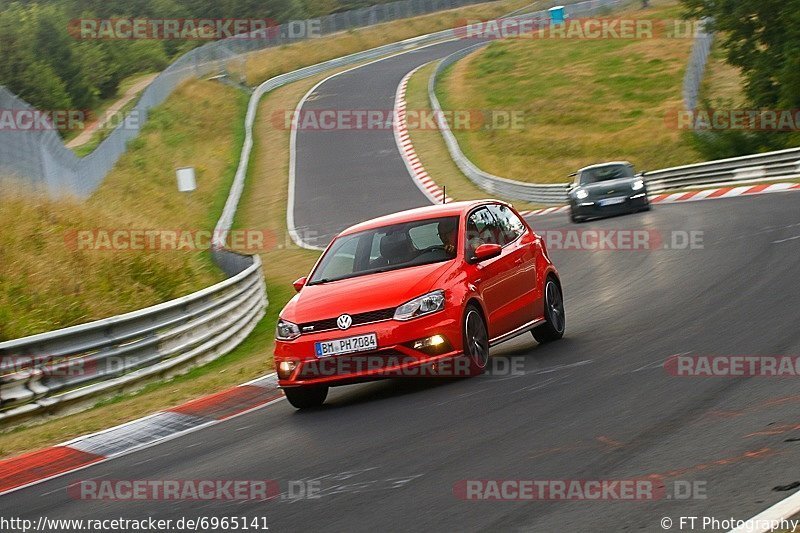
top-left (274, 200), bottom-right (565, 408)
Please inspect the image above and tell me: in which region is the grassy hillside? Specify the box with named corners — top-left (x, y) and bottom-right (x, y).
top-left (437, 0), bottom-right (702, 183)
top-left (0, 79), bottom-right (248, 341)
top-left (245, 0), bottom-right (529, 84)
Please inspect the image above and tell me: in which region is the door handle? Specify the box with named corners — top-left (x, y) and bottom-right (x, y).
top-left (514, 257), bottom-right (524, 265)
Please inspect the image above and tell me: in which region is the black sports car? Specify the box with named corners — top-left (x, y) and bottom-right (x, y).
top-left (567, 161), bottom-right (650, 223)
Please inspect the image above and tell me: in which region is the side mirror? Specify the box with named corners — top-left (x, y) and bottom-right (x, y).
top-left (292, 277), bottom-right (307, 292)
top-left (473, 243), bottom-right (502, 262)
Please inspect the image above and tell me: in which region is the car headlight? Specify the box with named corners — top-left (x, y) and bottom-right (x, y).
top-left (276, 319), bottom-right (301, 340)
top-left (575, 189), bottom-right (589, 200)
top-left (631, 179), bottom-right (645, 191)
top-left (394, 290), bottom-right (445, 321)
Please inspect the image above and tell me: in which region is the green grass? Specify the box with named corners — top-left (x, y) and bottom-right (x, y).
top-left (437, 0), bottom-right (703, 183)
top-left (402, 61), bottom-right (544, 211)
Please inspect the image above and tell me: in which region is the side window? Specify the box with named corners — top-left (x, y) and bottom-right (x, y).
top-left (465, 207), bottom-right (499, 258)
top-left (488, 204), bottom-right (525, 246)
top-left (408, 221), bottom-right (441, 250)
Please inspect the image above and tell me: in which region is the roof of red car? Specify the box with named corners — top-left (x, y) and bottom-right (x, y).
top-left (338, 200), bottom-right (504, 236)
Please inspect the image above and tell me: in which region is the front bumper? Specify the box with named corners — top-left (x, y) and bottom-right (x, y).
top-left (274, 307), bottom-right (465, 388)
top-left (570, 193), bottom-right (648, 219)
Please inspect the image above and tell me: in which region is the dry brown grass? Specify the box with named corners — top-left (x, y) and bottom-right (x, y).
top-left (243, 0), bottom-right (529, 85)
top-left (0, 79), bottom-right (249, 341)
top-left (439, 0), bottom-right (702, 183)
top-left (0, 193), bottom-right (221, 341)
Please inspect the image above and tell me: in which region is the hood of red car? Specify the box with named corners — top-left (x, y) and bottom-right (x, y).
top-left (280, 261), bottom-right (455, 323)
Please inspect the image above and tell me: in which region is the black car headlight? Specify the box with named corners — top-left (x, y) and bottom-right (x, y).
top-left (394, 290), bottom-right (445, 321)
top-left (276, 319), bottom-right (301, 340)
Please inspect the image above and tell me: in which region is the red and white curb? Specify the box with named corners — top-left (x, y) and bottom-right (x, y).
top-left (393, 66), bottom-right (800, 217)
top-left (647, 181), bottom-right (800, 205)
top-left (0, 373), bottom-right (282, 496)
top-left (394, 66), bottom-right (453, 205)
top-left (523, 182), bottom-right (800, 217)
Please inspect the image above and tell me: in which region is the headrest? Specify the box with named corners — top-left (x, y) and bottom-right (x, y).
top-left (380, 231), bottom-right (412, 264)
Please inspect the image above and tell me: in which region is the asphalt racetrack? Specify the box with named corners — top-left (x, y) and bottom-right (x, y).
top-left (3, 40), bottom-right (800, 532)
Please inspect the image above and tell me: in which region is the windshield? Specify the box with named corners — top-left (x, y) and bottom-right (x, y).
top-left (579, 164), bottom-right (635, 184)
top-left (308, 216), bottom-right (459, 285)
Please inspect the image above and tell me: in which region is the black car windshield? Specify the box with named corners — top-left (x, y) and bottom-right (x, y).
top-left (307, 216), bottom-right (459, 285)
top-left (580, 164), bottom-right (634, 184)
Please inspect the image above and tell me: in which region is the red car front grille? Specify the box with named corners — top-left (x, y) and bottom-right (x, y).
top-left (298, 308), bottom-right (395, 333)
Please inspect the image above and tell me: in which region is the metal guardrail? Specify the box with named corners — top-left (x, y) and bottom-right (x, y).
top-left (0, 249), bottom-right (266, 422)
top-left (428, 0), bottom-right (631, 204)
top-left (643, 147), bottom-right (800, 193)
top-left (0, 0), bottom-right (494, 198)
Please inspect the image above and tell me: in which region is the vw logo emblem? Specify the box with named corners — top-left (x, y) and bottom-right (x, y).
top-left (337, 314), bottom-right (353, 330)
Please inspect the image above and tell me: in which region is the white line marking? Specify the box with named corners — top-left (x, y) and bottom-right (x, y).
top-left (517, 376), bottom-right (567, 392)
top-left (773, 234), bottom-right (800, 244)
top-left (729, 489), bottom-right (800, 533)
top-left (534, 360), bottom-right (593, 375)
top-left (630, 360), bottom-right (664, 373)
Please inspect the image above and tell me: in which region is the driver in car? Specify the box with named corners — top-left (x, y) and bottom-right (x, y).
top-left (437, 219), bottom-right (458, 256)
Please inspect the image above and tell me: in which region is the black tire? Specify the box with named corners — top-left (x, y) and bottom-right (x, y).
top-left (570, 210), bottom-right (585, 224)
top-left (532, 277), bottom-right (565, 344)
top-left (284, 386), bottom-right (328, 409)
top-left (463, 305), bottom-right (489, 375)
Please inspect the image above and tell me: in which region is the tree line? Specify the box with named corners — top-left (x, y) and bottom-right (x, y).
top-left (680, 0), bottom-right (800, 157)
top-left (0, 0), bottom-right (389, 112)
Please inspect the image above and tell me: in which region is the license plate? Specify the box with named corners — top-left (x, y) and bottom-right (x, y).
top-left (599, 197), bottom-right (627, 206)
top-left (315, 333), bottom-right (378, 358)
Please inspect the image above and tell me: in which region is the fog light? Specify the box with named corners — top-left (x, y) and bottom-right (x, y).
top-left (278, 360), bottom-right (298, 379)
top-left (409, 334), bottom-right (451, 355)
